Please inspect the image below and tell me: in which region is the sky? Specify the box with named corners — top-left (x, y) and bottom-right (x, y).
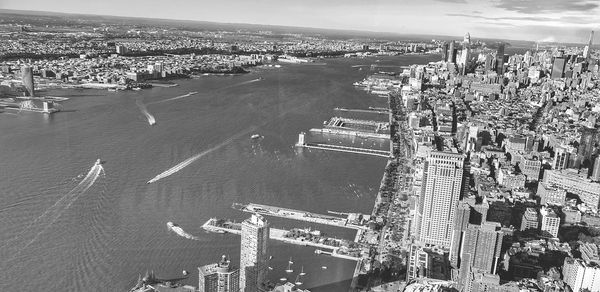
top-left (1, 0), bottom-right (599, 43)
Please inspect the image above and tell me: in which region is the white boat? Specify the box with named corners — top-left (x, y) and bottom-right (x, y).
top-left (279, 278), bottom-right (287, 282)
top-left (299, 266), bottom-right (306, 276)
top-left (251, 134), bottom-right (263, 140)
top-left (285, 257), bottom-right (293, 273)
top-left (321, 266), bottom-right (327, 270)
top-left (294, 274), bottom-right (302, 286)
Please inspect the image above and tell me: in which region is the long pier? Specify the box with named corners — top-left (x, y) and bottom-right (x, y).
top-left (302, 142), bottom-right (390, 158)
top-left (202, 218), bottom-right (360, 261)
top-left (234, 203), bottom-right (369, 230)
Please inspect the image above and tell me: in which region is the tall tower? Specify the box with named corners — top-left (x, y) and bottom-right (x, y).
top-left (464, 32), bottom-right (471, 46)
top-left (239, 214), bottom-right (269, 292)
top-left (418, 151), bottom-right (466, 248)
top-left (199, 255), bottom-right (240, 292)
top-left (21, 66), bottom-right (35, 97)
top-left (553, 146), bottom-right (570, 170)
top-left (448, 41), bottom-right (457, 63)
top-left (495, 43), bottom-right (505, 75)
top-left (584, 31), bottom-right (595, 60)
top-left (577, 127), bottom-right (599, 167)
top-left (591, 156), bottom-right (600, 182)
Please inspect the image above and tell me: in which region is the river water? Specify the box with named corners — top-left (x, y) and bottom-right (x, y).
top-left (0, 54), bottom-right (436, 291)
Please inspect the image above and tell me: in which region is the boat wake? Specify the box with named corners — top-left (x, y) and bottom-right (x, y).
top-left (221, 78), bottom-right (262, 90)
top-left (135, 98), bottom-right (156, 125)
top-left (167, 222), bottom-right (199, 240)
top-left (0, 160), bottom-right (105, 259)
top-left (147, 126), bottom-right (258, 184)
top-left (149, 91), bottom-right (198, 105)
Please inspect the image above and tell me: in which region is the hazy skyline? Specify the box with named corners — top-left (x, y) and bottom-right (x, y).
top-left (2, 0), bottom-right (599, 43)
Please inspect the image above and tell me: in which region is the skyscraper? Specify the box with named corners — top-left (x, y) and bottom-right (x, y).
top-left (495, 43), bottom-right (505, 75)
top-left (553, 146), bottom-right (570, 170)
top-left (441, 42), bottom-right (449, 62)
top-left (240, 214), bottom-right (269, 292)
top-left (461, 222), bottom-right (503, 274)
top-left (591, 156), bottom-right (600, 182)
top-left (551, 57), bottom-right (567, 80)
top-left (577, 127), bottom-right (599, 167)
top-left (418, 151), bottom-right (466, 248)
top-left (584, 31), bottom-right (594, 60)
top-left (21, 66), bottom-right (34, 97)
top-left (463, 32), bottom-right (471, 46)
top-left (199, 255), bottom-right (240, 292)
top-left (448, 41), bottom-right (457, 63)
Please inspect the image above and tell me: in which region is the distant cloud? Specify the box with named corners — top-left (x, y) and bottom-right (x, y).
top-left (446, 13), bottom-right (555, 22)
top-left (494, 0), bottom-right (599, 14)
top-left (433, 0), bottom-right (467, 3)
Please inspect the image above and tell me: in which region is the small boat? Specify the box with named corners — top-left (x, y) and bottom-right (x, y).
top-left (95, 159), bottom-right (102, 166)
top-left (108, 88), bottom-right (117, 92)
top-left (268, 267), bottom-right (273, 270)
top-left (132, 87), bottom-right (141, 91)
top-left (285, 257), bottom-right (293, 273)
top-left (279, 278), bottom-right (287, 282)
top-left (321, 266), bottom-right (327, 270)
top-left (251, 134), bottom-right (263, 140)
top-left (294, 274), bottom-right (302, 286)
top-left (299, 266), bottom-right (306, 276)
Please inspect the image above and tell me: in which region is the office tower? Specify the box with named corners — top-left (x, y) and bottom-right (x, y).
top-left (199, 255), bottom-right (240, 292)
top-left (578, 127), bottom-right (599, 167)
top-left (462, 222), bottom-right (503, 274)
top-left (539, 207), bottom-right (560, 238)
top-left (591, 156), bottom-right (600, 181)
top-left (449, 41), bottom-right (457, 63)
top-left (418, 151), bottom-right (465, 248)
top-left (553, 146), bottom-right (570, 170)
top-left (520, 207), bottom-right (538, 231)
top-left (551, 57), bottom-right (567, 79)
top-left (495, 43), bottom-right (505, 75)
top-left (484, 54), bottom-right (494, 72)
top-left (240, 214), bottom-right (269, 292)
top-left (463, 32), bottom-right (471, 46)
top-left (584, 31), bottom-right (594, 60)
top-left (21, 66), bottom-right (34, 97)
top-left (451, 201), bottom-right (471, 268)
top-left (563, 257), bottom-right (600, 292)
top-left (441, 42), bottom-right (449, 62)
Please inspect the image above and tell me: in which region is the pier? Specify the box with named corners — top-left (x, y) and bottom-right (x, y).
top-left (300, 141), bottom-right (390, 158)
top-left (202, 218), bottom-right (361, 261)
top-left (234, 203), bottom-right (370, 230)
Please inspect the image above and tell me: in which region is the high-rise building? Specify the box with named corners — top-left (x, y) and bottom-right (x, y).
top-left (553, 146), bottom-right (570, 170)
top-left (199, 255), bottom-right (240, 292)
top-left (539, 207), bottom-right (560, 238)
top-left (463, 32), bottom-right (471, 46)
top-left (419, 151), bottom-right (465, 248)
top-left (584, 31), bottom-right (594, 60)
top-left (563, 257), bottom-right (600, 292)
top-left (591, 156), bottom-right (600, 182)
top-left (240, 214), bottom-right (269, 292)
top-left (551, 57), bottom-right (567, 80)
top-left (21, 66), bottom-right (34, 97)
top-left (448, 41), bottom-right (457, 63)
top-left (484, 54), bottom-right (494, 72)
top-left (578, 127), bottom-right (599, 167)
top-left (461, 222), bottom-right (503, 274)
top-left (495, 43), bottom-right (505, 75)
top-left (441, 42), bottom-right (449, 62)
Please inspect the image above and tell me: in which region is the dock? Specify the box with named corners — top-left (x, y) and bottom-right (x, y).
top-left (202, 218), bottom-right (360, 261)
top-left (234, 203), bottom-right (369, 230)
top-left (300, 141), bottom-right (390, 158)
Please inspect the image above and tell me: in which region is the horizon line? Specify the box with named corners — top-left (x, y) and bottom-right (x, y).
top-left (0, 8), bottom-right (590, 46)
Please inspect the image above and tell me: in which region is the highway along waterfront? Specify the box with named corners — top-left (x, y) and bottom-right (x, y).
top-left (0, 54), bottom-right (437, 291)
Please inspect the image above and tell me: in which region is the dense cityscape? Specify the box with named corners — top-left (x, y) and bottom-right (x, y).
top-left (1, 4), bottom-right (600, 292)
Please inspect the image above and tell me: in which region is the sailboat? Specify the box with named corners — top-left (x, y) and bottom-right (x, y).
top-left (285, 257), bottom-right (294, 273)
top-left (294, 273), bottom-right (303, 286)
top-left (299, 266), bottom-right (306, 276)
